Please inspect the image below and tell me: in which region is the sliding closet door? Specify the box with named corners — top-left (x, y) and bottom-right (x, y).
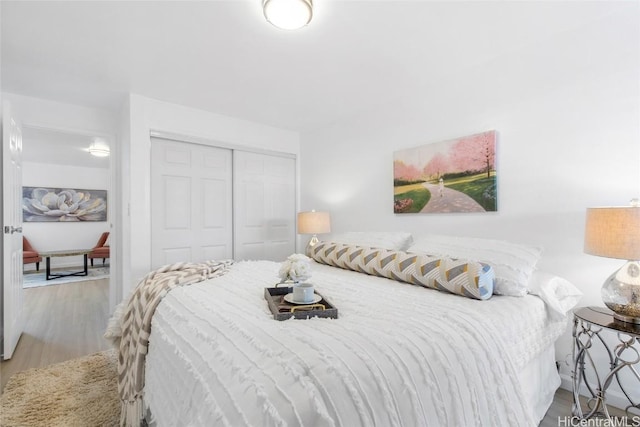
top-left (150, 138), bottom-right (233, 268)
top-left (233, 151), bottom-right (296, 262)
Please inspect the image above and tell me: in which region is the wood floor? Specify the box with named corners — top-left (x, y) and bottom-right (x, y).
top-left (1, 278), bottom-right (111, 391)
top-left (0, 278), bottom-right (626, 426)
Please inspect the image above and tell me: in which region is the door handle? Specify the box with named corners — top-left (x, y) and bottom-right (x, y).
top-left (3, 226), bottom-right (22, 234)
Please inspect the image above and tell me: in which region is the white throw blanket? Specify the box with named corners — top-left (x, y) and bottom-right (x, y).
top-left (143, 260), bottom-right (566, 426)
top-left (105, 260), bottom-right (233, 427)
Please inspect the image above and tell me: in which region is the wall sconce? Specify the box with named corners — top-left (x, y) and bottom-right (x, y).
top-left (263, 0), bottom-right (313, 30)
top-left (298, 210), bottom-right (330, 248)
top-left (584, 199), bottom-right (640, 323)
top-left (88, 141), bottom-right (110, 157)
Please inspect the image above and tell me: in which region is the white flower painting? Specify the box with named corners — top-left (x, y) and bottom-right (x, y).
top-left (22, 187), bottom-right (107, 222)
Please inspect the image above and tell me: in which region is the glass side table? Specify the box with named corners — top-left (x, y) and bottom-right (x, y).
top-left (572, 306), bottom-right (640, 421)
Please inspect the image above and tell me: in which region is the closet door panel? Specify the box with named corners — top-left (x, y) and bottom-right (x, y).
top-left (234, 151), bottom-right (296, 262)
top-left (202, 178), bottom-right (228, 228)
top-left (163, 175), bottom-right (191, 229)
top-left (162, 247), bottom-right (192, 265)
top-left (151, 138), bottom-right (233, 269)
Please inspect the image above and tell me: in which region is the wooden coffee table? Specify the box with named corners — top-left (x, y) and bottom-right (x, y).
top-left (39, 249), bottom-right (92, 281)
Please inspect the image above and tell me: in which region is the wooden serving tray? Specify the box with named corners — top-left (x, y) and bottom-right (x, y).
top-left (264, 286), bottom-right (338, 321)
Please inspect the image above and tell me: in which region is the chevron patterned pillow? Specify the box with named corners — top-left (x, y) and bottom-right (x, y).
top-left (407, 235), bottom-right (542, 297)
top-left (308, 242), bottom-right (494, 300)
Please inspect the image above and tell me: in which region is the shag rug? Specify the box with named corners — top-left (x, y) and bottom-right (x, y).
top-left (23, 266), bottom-right (110, 289)
top-left (0, 350), bottom-right (119, 426)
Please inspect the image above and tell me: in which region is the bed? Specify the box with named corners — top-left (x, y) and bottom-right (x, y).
top-left (111, 234), bottom-right (581, 426)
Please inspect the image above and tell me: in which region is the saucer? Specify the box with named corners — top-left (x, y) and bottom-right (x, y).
top-left (283, 293), bottom-right (322, 305)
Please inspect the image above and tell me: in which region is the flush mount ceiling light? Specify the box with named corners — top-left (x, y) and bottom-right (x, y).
top-left (88, 141), bottom-right (110, 157)
top-left (263, 0), bottom-right (313, 30)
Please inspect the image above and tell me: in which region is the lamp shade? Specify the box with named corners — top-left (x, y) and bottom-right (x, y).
top-left (263, 0), bottom-right (313, 30)
top-left (584, 206), bottom-right (640, 260)
top-left (297, 211), bottom-right (330, 235)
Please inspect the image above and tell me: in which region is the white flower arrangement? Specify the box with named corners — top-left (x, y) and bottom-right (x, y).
top-left (278, 253), bottom-right (312, 283)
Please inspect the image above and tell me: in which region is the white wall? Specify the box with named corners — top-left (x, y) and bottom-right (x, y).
top-left (300, 4), bottom-right (639, 397)
top-left (122, 94), bottom-right (301, 298)
top-left (3, 93), bottom-right (119, 308)
top-left (22, 162), bottom-right (110, 270)
top-left (115, 97), bottom-right (130, 307)
top-left (5, 93), bottom-right (119, 137)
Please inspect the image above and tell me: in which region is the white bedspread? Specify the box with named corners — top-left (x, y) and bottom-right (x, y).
top-left (144, 260), bottom-right (567, 427)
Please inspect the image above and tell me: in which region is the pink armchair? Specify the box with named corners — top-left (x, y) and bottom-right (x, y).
top-left (88, 232), bottom-right (110, 266)
top-left (23, 236), bottom-right (42, 271)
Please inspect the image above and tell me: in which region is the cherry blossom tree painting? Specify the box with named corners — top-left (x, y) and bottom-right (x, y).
top-left (393, 130), bottom-right (497, 214)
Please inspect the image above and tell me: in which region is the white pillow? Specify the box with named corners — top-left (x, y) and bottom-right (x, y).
top-left (327, 231), bottom-right (413, 251)
top-left (407, 234), bottom-right (543, 297)
top-left (528, 271), bottom-right (583, 319)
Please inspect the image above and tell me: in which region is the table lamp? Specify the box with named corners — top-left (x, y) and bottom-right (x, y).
top-left (584, 199), bottom-right (640, 323)
top-left (297, 210), bottom-right (331, 249)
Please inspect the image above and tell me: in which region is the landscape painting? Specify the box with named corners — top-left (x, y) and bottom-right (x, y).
top-left (393, 130), bottom-right (497, 214)
top-left (23, 187), bottom-right (108, 222)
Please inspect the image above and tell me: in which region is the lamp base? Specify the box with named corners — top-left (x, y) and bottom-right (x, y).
top-left (613, 312), bottom-right (640, 324)
top-left (308, 234), bottom-right (319, 247)
top-left (602, 260), bottom-right (640, 323)
top-left (304, 235), bottom-right (320, 256)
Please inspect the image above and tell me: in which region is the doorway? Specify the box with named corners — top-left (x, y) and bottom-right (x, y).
top-left (20, 125), bottom-right (115, 304)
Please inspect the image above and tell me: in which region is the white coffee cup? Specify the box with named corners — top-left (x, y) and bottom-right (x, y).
top-left (292, 283), bottom-right (314, 303)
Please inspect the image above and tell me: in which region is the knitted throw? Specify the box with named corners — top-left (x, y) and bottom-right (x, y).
top-left (117, 260), bottom-right (233, 426)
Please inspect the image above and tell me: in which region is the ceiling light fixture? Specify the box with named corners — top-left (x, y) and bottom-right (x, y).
top-left (263, 0), bottom-right (313, 30)
top-left (88, 141), bottom-right (110, 157)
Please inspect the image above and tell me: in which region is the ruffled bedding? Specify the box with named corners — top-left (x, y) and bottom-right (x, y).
top-left (143, 260), bottom-right (568, 427)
